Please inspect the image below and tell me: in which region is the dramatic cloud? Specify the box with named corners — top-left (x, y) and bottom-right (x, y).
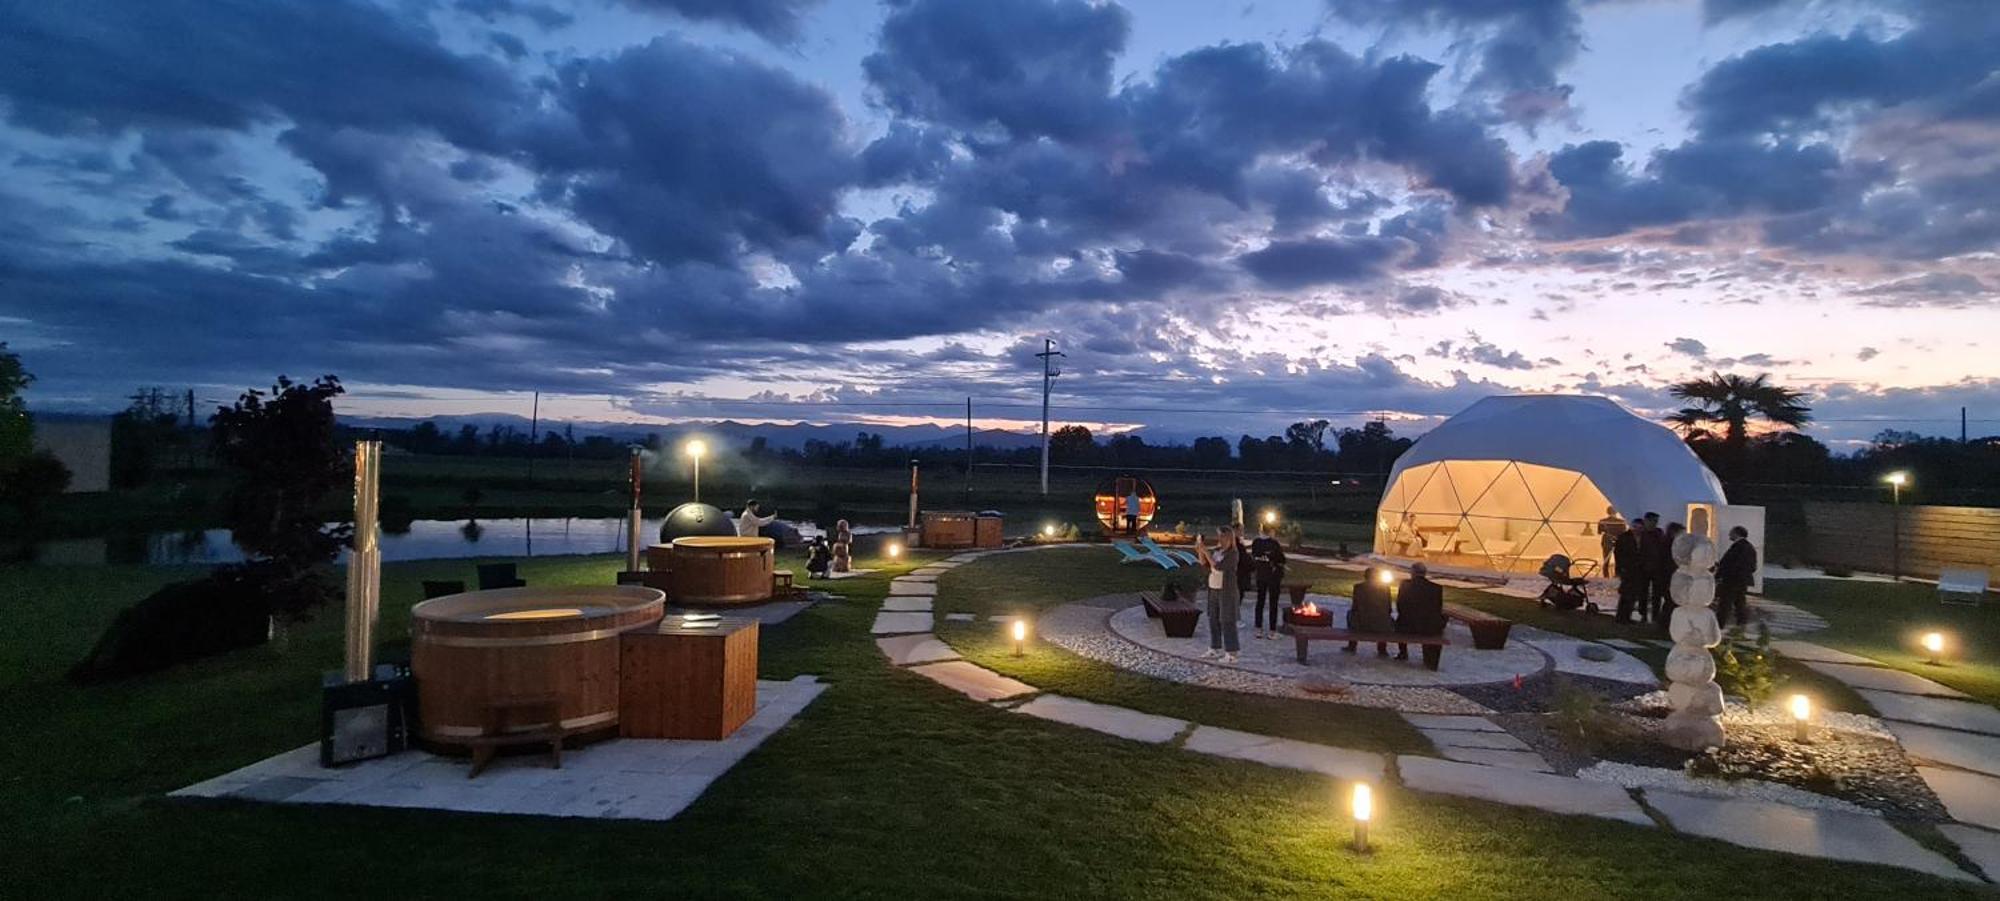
top-left (1324, 0), bottom-right (1581, 124)
top-left (619, 0), bottom-right (825, 42)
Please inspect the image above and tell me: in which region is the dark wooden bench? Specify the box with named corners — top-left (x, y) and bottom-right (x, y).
top-left (1442, 602), bottom-right (1513, 650)
top-left (1291, 625), bottom-right (1449, 671)
top-left (1138, 592), bottom-right (1202, 638)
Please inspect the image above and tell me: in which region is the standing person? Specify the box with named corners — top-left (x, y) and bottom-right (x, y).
top-left (1124, 488), bottom-right (1143, 535)
top-left (1613, 518), bottom-right (1645, 623)
top-left (1654, 522), bottom-right (1686, 627)
top-left (1345, 567), bottom-right (1395, 656)
top-left (1638, 512), bottom-right (1668, 624)
top-left (735, 499), bottom-right (778, 537)
top-left (1596, 507), bottom-right (1626, 578)
top-left (1250, 524), bottom-right (1288, 639)
top-left (1196, 526), bottom-right (1242, 662)
top-left (1714, 526), bottom-right (1758, 628)
top-left (1394, 562), bottom-right (1447, 667)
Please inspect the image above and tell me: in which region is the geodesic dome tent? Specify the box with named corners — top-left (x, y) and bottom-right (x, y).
top-left (1374, 395), bottom-right (1728, 575)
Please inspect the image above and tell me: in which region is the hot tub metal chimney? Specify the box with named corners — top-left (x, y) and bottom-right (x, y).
top-left (626, 447), bottom-right (645, 573)
top-left (343, 440), bottom-right (382, 683)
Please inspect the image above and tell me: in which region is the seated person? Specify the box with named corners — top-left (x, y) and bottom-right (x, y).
top-left (1344, 567), bottom-right (1395, 656)
top-left (1394, 562), bottom-right (1447, 664)
top-left (805, 536), bottom-right (832, 579)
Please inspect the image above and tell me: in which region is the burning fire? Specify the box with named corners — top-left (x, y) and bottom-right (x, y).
top-left (1294, 601), bottom-right (1321, 617)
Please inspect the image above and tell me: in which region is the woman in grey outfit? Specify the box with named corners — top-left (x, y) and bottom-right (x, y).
top-left (1196, 525), bottom-right (1242, 662)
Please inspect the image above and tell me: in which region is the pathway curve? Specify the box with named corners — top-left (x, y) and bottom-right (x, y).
top-left (861, 544), bottom-right (1985, 884)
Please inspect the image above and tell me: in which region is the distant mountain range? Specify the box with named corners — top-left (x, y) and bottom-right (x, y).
top-left (336, 413), bottom-right (1052, 452)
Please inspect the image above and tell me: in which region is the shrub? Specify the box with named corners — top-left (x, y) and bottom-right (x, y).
top-left (68, 562), bottom-right (332, 682)
top-left (1275, 520), bottom-right (1305, 549)
top-left (1548, 678), bottom-right (1618, 752)
top-left (1714, 621), bottom-right (1783, 706)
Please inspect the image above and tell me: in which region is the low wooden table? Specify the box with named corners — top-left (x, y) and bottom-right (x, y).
top-left (619, 617), bottom-right (759, 740)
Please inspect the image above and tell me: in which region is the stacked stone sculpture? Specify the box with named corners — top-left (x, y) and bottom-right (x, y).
top-left (1662, 510), bottom-right (1726, 750)
top-left (831, 519), bottom-right (853, 573)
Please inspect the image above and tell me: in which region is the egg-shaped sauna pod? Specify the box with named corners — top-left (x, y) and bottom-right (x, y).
top-left (1093, 475), bottom-right (1158, 534)
top-left (668, 535), bottom-right (775, 606)
top-left (411, 585), bottom-right (666, 751)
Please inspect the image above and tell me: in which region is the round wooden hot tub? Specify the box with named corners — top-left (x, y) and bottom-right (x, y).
top-left (668, 536), bottom-right (774, 606)
top-left (921, 510), bottom-right (977, 549)
top-left (410, 585), bottom-right (665, 751)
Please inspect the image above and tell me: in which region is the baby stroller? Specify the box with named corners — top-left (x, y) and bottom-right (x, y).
top-left (1537, 554), bottom-right (1599, 613)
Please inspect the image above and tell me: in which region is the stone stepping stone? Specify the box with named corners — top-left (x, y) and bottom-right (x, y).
top-left (1401, 714), bottom-right (1504, 732)
top-left (896, 574), bottom-right (938, 583)
top-left (870, 611), bottom-right (933, 635)
top-left (943, 613), bottom-right (976, 623)
top-left (1437, 747), bottom-right (1552, 773)
top-left (888, 582), bottom-right (938, 597)
top-left (1769, 640), bottom-right (1878, 666)
top-left (1183, 726), bottom-right (1385, 781)
top-left (1886, 721), bottom-right (2000, 778)
top-left (1010, 695), bottom-right (1186, 744)
top-left (1397, 756), bottom-right (1651, 826)
top-left (1918, 767), bottom-right (2000, 831)
top-left (880, 596), bottom-right (933, 613)
top-left (1940, 825), bottom-right (2000, 882)
top-left (876, 634), bottom-right (959, 666)
top-left (906, 661), bottom-right (1035, 702)
top-left (1799, 661), bottom-right (1970, 699)
top-left (1858, 690), bottom-right (2000, 736)
top-left (910, 567), bottom-right (951, 577)
top-left (1423, 729), bottom-right (1533, 752)
top-left (1645, 791), bottom-right (1973, 882)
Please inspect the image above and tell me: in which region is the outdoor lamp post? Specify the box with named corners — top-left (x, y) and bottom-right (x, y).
top-left (1885, 471), bottom-right (1908, 581)
top-left (1012, 618), bottom-right (1028, 656)
top-left (1789, 694), bottom-right (1811, 742)
top-left (1350, 783), bottom-right (1373, 853)
top-left (686, 439), bottom-right (707, 504)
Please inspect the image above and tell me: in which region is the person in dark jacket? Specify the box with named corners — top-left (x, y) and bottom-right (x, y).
top-left (1653, 522), bottom-right (1685, 627)
top-left (805, 536), bottom-right (832, 579)
top-left (1613, 518), bottom-right (1645, 623)
top-left (1345, 567), bottom-right (1395, 656)
top-left (1249, 526), bottom-right (1288, 640)
top-left (1714, 526), bottom-right (1758, 628)
top-left (1394, 562), bottom-right (1447, 667)
top-left (1638, 512), bottom-right (1670, 624)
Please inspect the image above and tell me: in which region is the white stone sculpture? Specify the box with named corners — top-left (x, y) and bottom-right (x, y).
top-left (1662, 516), bottom-right (1726, 750)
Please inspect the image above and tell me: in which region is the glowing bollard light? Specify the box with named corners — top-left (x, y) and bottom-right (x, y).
top-left (1263, 509), bottom-right (1278, 526)
top-left (886, 542), bottom-right (902, 561)
top-left (1350, 783), bottom-right (1374, 853)
top-left (1922, 631), bottom-right (1946, 665)
top-left (1042, 524), bottom-right (1056, 538)
top-left (1376, 569), bottom-right (1393, 586)
top-left (1789, 693), bottom-right (1812, 742)
top-left (1012, 618), bottom-right (1028, 656)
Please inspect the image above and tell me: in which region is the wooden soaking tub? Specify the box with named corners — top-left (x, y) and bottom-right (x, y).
top-left (410, 585), bottom-right (665, 751)
top-left (668, 536), bottom-right (775, 606)
top-left (921, 510), bottom-right (977, 549)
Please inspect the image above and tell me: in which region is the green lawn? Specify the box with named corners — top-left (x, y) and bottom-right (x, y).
top-left (0, 551), bottom-right (1987, 897)
top-left (1762, 578), bottom-right (2000, 708)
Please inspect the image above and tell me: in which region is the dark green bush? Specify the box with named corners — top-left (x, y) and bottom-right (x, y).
top-left (68, 562), bottom-right (331, 683)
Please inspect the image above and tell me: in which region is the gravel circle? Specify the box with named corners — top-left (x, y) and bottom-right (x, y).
top-left (1577, 761), bottom-right (1880, 815)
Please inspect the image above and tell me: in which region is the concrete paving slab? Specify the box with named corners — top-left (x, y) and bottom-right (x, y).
top-left (1519, 637), bottom-right (1659, 686)
top-left (895, 574), bottom-right (938, 583)
top-left (876, 634), bottom-right (960, 666)
top-left (910, 567), bottom-right (952, 577)
top-left (1424, 729), bottom-right (1532, 751)
top-left (1401, 714), bottom-right (1504, 732)
top-left (1011, 695), bottom-right (1186, 744)
top-left (888, 581), bottom-right (938, 596)
top-left (870, 611), bottom-right (934, 635)
top-left (1397, 756), bottom-right (1651, 825)
top-left (907, 660), bottom-right (1036, 702)
top-left (1645, 791), bottom-right (1974, 882)
top-left (1183, 726), bottom-right (1385, 781)
top-left (1919, 767), bottom-right (2000, 831)
top-left (1769, 640), bottom-right (1878, 666)
top-left (1940, 825), bottom-right (2000, 882)
top-left (1885, 721), bottom-right (2000, 777)
top-left (1438, 747), bottom-right (1553, 773)
top-left (1799, 661), bottom-right (1970, 698)
top-left (1859, 691), bottom-right (2000, 736)
top-left (943, 612), bottom-right (976, 622)
top-left (880, 596), bottom-right (934, 612)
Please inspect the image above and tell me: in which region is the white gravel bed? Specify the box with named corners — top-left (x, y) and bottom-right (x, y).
top-left (1621, 691), bottom-right (1894, 740)
top-left (1577, 760), bottom-right (1879, 816)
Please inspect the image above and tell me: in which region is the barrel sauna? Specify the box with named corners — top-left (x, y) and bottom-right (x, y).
top-left (921, 510), bottom-right (977, 549)
top-left (669, 536), bottom-right (775, 606)
top-left (1093, 475), bottom-right (1158, 534)
top-left (410, 585), bottom-right (665, 752)
top-left (974, 514), bottom-right (1004, 548)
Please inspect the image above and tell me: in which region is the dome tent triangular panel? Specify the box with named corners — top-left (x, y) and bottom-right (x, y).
top-left (1373, 395), bottom-right (1727, 573)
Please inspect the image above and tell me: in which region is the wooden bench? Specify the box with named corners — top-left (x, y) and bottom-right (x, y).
top-left (1442, 602), bottom-right (1514, 650)
top-left (465, 696), bottom-right (564, 779)
top-left (1291, 625), bottom-right (1449, 671)
top-left (1138, 593), bottom-right (1202, 638)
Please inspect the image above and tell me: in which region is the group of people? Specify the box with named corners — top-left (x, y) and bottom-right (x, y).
top-left (1602, 509), bottom-right (1759, 629)
top-left (1345, 563), bottom-right (1447, 666)
top-left (1189, 522), bottom-right (1288, 662)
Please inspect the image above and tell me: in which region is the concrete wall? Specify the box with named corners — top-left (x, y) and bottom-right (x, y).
top-left (32, 418), bottom-right (112, 493)
top-left (1802, 502), bottom-right (2000, 580)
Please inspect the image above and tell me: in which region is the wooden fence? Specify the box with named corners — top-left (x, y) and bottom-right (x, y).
top-left (1801, 502), bottom-right (2000, 579)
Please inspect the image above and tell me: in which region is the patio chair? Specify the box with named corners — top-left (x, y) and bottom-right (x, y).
top-left (1139, 536), bottom-right (1197, 565)
top-left (421, 579), bottom-right (466, 600)
top-left (1939, 566), bottom-right (1989, 607)
top-left (476, 563), bottom-right (527, 590)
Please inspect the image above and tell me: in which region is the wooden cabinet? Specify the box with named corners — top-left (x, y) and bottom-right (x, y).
top-left (618, 617), bottom-right (759, 740)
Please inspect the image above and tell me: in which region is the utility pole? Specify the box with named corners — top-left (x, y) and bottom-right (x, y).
top-left (1036, 338), bottom-right (1064, 495)
top-left (965, 396), bottom-right (974, 502)
top-left (527, 391), bottom-right (539, 483)
top-left (1963, 407), bottom-right (1969, 444)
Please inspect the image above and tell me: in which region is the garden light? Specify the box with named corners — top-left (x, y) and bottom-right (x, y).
top-left (1922, 631), bottom-right (1946, 664)
top-left (1012, 618), bottom-right (1028, 656)
top-left (1789, 693), bottom-right (1811, 742)
top-left (886, 542), bottom-right (902, 560)
top-left (1885, 471), bottom-right (1908, 487)
top-left (1350, 783), bottom-right (1373, 853)
top-left (1376, 569), bottom-right (1393, 586)
top-left (1042, 524), bottom-right (1056, 538)
top-left (1263, 509), bottom-right (1278, 525)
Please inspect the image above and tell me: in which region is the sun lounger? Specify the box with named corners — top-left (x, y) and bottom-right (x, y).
top-left (1139, 537), bottom-right (1196, 565)
top-left (1112, 540), bottom-right (1176, 568)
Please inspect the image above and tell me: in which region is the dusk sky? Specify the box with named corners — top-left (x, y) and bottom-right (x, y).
top-left (3, 0), bottom-right (1997, 447)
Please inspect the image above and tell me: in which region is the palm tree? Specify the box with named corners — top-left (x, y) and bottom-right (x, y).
top-left (1666, 372), bottom-right (1812, 476)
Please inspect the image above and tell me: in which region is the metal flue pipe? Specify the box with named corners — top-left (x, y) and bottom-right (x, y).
top-left (343, 440), bottom-right (382, 683)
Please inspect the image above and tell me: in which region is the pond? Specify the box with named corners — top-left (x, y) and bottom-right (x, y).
top-left (12, 517), bottom-right (897, 567)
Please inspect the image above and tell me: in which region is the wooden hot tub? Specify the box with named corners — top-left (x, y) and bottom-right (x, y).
top-left (921, 510), bottom-right (977, 549)
top-left (410, 585), bottom-right (664, 751)
top-left (669, 536), bottom-right (774, 606)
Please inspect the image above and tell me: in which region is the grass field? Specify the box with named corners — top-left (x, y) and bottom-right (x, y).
top-left (2, 547), bottom-right (1991, 897)
top-left (1762, 578), bottom-right (2000, 707)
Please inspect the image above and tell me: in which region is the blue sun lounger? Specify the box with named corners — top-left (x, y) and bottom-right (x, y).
top-left (1112, 539), bottom-right (1176, 568)
top-left (1139, 537), bottom-right (1198, 566)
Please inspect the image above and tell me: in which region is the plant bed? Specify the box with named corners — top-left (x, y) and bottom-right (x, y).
top-left (1450, 670), bottom-right (1653, 714)
top-left (1685, 723), bottom-right (1947, 820)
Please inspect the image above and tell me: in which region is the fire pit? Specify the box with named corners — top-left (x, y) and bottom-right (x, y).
top-left (1285, 601), bottom-right (1333, 630)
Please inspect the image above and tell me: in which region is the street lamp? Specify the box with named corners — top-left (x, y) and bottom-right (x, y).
top-left (685, 439), bottom-right (707, 503)
top-left (1884, 471), bottom-right (1909, 581)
